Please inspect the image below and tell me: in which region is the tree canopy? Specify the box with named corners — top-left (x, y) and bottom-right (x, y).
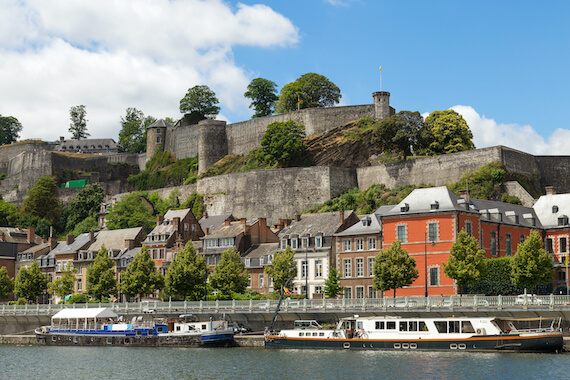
top-left (69, 105), bottom-right (90, 140)
top-left (164, 242), bottom-right (206, 300)
top-left (275, 73), bottom-right (341, 113)
top-left (119, 246), bottom-right (164, 300)
top-left (443, 230), bottom-right (487, 293)
top-left (324, 267), bottom-right (343, 298)
top-left (14, 261), bottom-right (47, 302)
top-left (48, 268), bottom-right (76, 298)
top-left (373, 240), bottom-right (418, 297)
top-left (258, 121), bottom-right (306, 166)
top-left (0, 266), bottom-right (14, 299)
top-left (86, 245), bottom-right (117, 301)
top-left (119, 108), bottom-right (156, 153)
top-left (105, 193), bottom-right (155, 232)
top-left (265, 246), bottom-right (297, 293)
top-left (64, 184), bottom-right (105, 232)
top-left (511, 230), bottom-right (553, 291)
top-left (244, 78), bottom-right (279, 118)
top-left (0, 115), bottom-right (23, 145)
top-left (179, 85), bottom-right (220, 119)
top-left (424, 110), bottom-right (474, 155)
top-left (21, 176), bottom-right (60, 224)
top-left (372, 111), bottom-right (427, 160)
top-left (209, 247), bottom-right (249, 298)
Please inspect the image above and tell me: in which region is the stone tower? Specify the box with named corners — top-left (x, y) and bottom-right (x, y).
top-left (146, 119), bottom-right (172, 160)
top-left (372, 91), bottom-right (391, 120)
top-left (198, 119), bottom-right (228, 174)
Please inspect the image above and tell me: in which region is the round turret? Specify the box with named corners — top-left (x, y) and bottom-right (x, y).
top-left (146, 119), bottom-right (172, 160)
top-left (198, 119), bottom-right (228, 174)
top-left (372, 91), bottom-right (391, 120)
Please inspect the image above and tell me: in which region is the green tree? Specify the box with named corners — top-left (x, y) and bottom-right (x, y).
top-left (48, 268), bottom-right (76, 298)
top-left (244, 78), bottom-right (279, 118)
top-left (443, 230), bottom-right (487, 294)
top-left (64, 184), bottom-right (105, 232)
top-left (0, 266), bottom-right (14, 299)
top-left (105, 193), bottom-right (155, 232)
top-left (119, 108), bottom-right (156, 153)
top-left (69, 105), bottom-right (89, 139)
top-left (265, 246), bottom-right (297, 294)
top-left (324, 267), bottom-right (343, 298)
top-left (424, 110), bottom-right (475, 155)
top-left (0, 115), bottom-right (23, 145)
top-left (275, 73), bottom-right (341, 113)
top-left (511, 230), bottom-right (554, 291)
top-left (21, 176), bottom-right (60, 224)
top-left (119, 246), bottom-right (164, 300)
top-left (179, 85), bottom-right (220, 119)
top-left (70, 216), bottom-right (99, 237)
top-left (164, 242), bottom-right (206, 300)
top-left (258, 121), bottom-right (306, 166)
top-left (372, 111), bottom-right (426, 160)
top-left (14, 261), bottom-right (47, 302)
top-left (86, 245), bottom-right (117, 301)
top-left (209, 248), bottom-right (249, 298)
top-left (0, 198), bottom-right (19, 226)
top-left (373, 240), bottom-right (419, 298)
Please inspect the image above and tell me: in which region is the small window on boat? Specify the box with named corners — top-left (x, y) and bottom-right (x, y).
top-left (387, 322), bottom-right (396, 330)
top-left (357, 321), bottom-right (363, 329)
top-left (409, 321), bottom-right (418, 332)
top-left (461, 321), bottom-right (475, 333)
top-left (176, 326), bottom-right (181, 332)
top-left (419, 322), bottom-right (428, 331)
top-left (319, 332), bottom-right (324, 337)
top-left (434, 321), bottom-right (447, 333)
top-left (375, 321), bottom-right (385, 330)
top-left (299, 332), bottom-right (304, 336)
top-left (313, 332), bottom-right (318, 336)
top-left (449, 321), bottom-right (460, 333)
top-left (399, 322), bottom-right (408, 331)
top-left (202, 325), bottom-right (207, 330)
top-left (136, 330), bottom-right (142, 336)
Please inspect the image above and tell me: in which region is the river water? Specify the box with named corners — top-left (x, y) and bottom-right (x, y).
top-left (1, 345), bottom-right (568, 379)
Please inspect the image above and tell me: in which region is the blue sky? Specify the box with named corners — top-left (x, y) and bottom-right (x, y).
top-left (1, 0), bottom-right (569, 155)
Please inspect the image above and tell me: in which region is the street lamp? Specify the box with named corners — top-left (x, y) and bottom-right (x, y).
top-left (424, 231), bottom-right (435, 297)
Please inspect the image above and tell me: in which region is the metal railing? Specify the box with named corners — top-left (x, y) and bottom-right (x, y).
top-left (2, 294), bottom-right (570, 316)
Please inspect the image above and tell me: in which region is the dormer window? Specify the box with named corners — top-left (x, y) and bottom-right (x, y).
top-left (400, 203), bottom-right (409, 213)
top-left (430, 201), bottom-right (439, 210)
top-left (291, 238), bottom-right (298, 249)
top-left (553, 206), bottom-right (559, 213)
top-left (315, 236), bottom-right (322, 248)
top-left (558, 215), bottom-right (569, 226)
top-left (280, 239), bottom-right (288, 250)
top-left (362, 217), bottom-right (371, 227)
top-left (245, 258), bottom-right (251, 266)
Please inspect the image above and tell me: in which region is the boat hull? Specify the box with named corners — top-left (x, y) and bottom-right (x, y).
top-left (264, 333), bottom-right (564, 353)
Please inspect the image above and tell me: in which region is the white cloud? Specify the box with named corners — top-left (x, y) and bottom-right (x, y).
top-left (0, 0), bottom-right (299, 140)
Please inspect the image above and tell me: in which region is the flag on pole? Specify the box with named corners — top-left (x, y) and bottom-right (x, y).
top-left (379, 66), bottom-right (382, 72)
top-left (284, 287), bottom-right (291, 295)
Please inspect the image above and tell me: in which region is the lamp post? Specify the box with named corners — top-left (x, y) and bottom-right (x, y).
top-left (424, 232), bottom-right (428, 297)
top-left (305, 245), bottom-right (308, 300)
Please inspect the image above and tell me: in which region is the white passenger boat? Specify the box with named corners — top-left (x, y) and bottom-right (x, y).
top-left (162, 314), bottom-right (234, 344)
top-left (264, 315), bottom-right (564, 352)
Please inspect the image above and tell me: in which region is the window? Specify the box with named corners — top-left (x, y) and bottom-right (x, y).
top-left (428, 222), bottom-right (438, 242)
top-left (490, 231), bottom-right (497, 256)
top-left (561, 237), bottom-right (568, 254)
top-left (368, 257), bottom-right (375, 277)
top-left (355, 286), bottom-right (364, 299)
top-left (356, 239), bottom-right (364, 251)
top-left (301, 261), bottom-right (308, 278)
top-left (315, 236), bottom-right (322, 248)
top-left (520, 234), bottom-right (526, 244)
top-left (159, 249), bottom-right (165, 259)
top-left (429, 267), bottom-right (439, 286)
top-left (302, 238), bottom-right (309, 249)
top-left (343, 239), bottom-right (351, 251)
top-left (77, 265), bottom-right (82, 274)
top-left (247, 275), bottom-right (251, 287)
top-left (315, 260), bottom-right (323, 278)
top-left (77, 279), bottom-right (82, 291)
top-left (343, 259), bottom-right (352, 278)
top-left (356, 258), bottom-right (364, 277)
top-left (156, 136), bottom-right (161, 143)
top-left (546, 238), bottom-right (554, 254)
top-left (184, 223), bottom-right (189, 231)
top-left (368, 237), bottom-right (377, 250)
top-left (344, 287), bottom-right (352, 299)
top-left (245, 258), bottom-right (251, 267)
top-left (281, 239), bottom-right (288, 250)
top-left (375, 321), bottom-right (385, 330)
top-left (368, 286), bottom-right (376, 299)
top-left (269, 276), bottom-right (274, 287)
top-left (465, 221), bottom-right (472, 236)
top-left (259, 274), bottom-right (264, 288)
top-left (314, 286), bottom-right (323, 294)
top-left (506, 234), bottom-right (512, 256)
top-left (291, 239), bottom-right (298, 249)
top-left (397, 225), bottom-right (407, 243)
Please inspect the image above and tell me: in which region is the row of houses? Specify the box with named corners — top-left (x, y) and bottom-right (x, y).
top-left (7, 185), bottom-right (570, 302)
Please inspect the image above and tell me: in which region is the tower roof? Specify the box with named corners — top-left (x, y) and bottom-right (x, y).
top-left (147, 119), bottom-right (173, 129)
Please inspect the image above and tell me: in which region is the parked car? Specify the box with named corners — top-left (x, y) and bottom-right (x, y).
top-left (514, 294), bottom-right (544, 305)
top-left (228, 323), bottom-right (251, 334)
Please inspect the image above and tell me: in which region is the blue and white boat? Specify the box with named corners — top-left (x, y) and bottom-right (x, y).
top-left (161, 314), bottom-right (234, 345)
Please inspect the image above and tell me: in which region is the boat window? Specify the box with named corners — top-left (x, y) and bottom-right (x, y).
top-left (313, 332), bottom-right (318, 336)
top-left (399, 322), bottom-right (408, 331)
top-left (319, 332), bottom-right (324, 337)
top-left (375, 321), bottom-right (385, 330)
top-left (299, 332), bottom-right (304, 336)
top-left (419, 322), bottom-right (428, 331)
top-left (387, 322), bottom-right (396, 330)
top-left (202, 325), bottom-right (207, 330)
top-left (461, 321), bottom-right (475, 333)
top-left (357, 321), bottom-right (363, 329)
top-left (449, 321), bottom-right (460, 333)
top-left (409, 321), bottom-right (418, 332)
top-left (434, 321), bottom-right (447, 333)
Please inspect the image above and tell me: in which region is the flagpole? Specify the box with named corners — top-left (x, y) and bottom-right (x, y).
top-left (379, 66), bottom-right (382, 91)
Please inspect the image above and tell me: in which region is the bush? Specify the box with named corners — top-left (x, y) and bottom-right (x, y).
top-left (67, 294), bottom-right (89, 303)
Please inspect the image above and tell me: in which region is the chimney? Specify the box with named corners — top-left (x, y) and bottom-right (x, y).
top-left (339, 210), bottom-right (345, 225)
top-left (157, 215), bottom-right (164, 226)
top-left (546, 186), bottom-right (556, 195)
top-left (173, 217), bottom-right (180, 230)
top-left (284, 219), bottom-right (291, 227)
top-left (89, 231), bottom-right (95, 242)
top-left (202, 211), bottom-right (208, 219)
top-left (49, 236), bottom-right (58, 250)
top-left (258, 218), bottom-right (267, 227)
top-left (205, 227), bottom-right (210, 235)
top-left (294, 213), bottom-right (301, 222)
top-left (66, 234), bottom-right (75, 245)
top-left (240, 218), bottom-right (246, 225)
top-left (27, 227), bottom-right (35, 243)
top-left (125, 238), bottom-right (135, 250)
top-left (224, 219), bottom-right (231, 226)
top-left (459, 189), bottom-right (470, 202)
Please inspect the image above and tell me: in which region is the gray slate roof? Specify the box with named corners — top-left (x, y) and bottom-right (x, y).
top-left (88, 228), bottom-right (144, 251)
top-left (533, 193), bottom-right (570, 228)
top-left (199, 214), bottom-right (233, 232)
top-left (335, 214), bottom-right (381, 237)
top-left (147, 119), bottom-right (173, 129)
top-left (243, 242), bottom-right (279, 259)
top-left (50, 233), bottom-right (95, 255)
top-left (279, 211), bottom-right (353, 238)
